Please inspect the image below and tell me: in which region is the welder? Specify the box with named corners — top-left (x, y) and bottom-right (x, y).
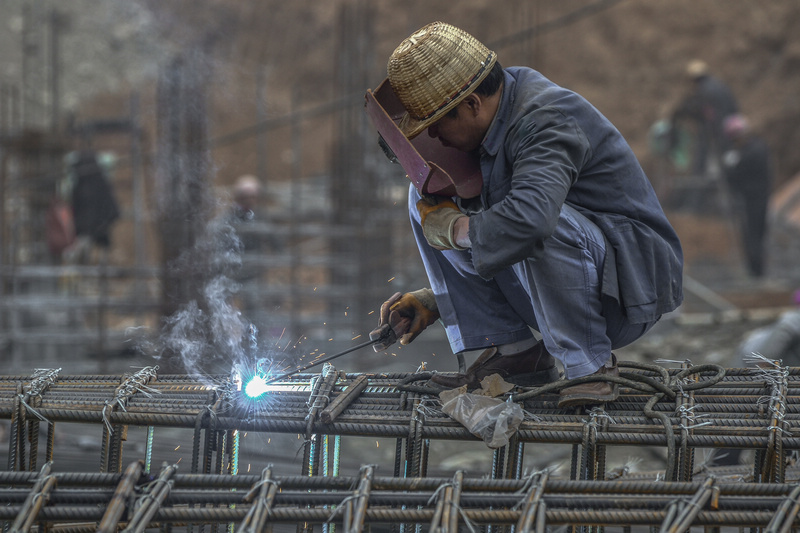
top-left (367, 22), bottom-right (683, 407)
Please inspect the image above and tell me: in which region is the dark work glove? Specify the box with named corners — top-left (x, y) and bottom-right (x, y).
top-left (369, 289), bottom-right (440, 351)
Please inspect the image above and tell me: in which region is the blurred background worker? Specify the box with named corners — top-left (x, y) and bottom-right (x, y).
top-left (671, 59), bottom-right (739, 178)
top-left (721, 114), bottom-right (774, 278)
top-left (64, 150), bottom-right (120, 265)
top-left (227, 174), bottom-right (283, 331)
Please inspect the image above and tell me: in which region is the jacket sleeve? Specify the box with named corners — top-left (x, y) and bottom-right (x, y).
top-left (470, 107), bottom-right (592, 279)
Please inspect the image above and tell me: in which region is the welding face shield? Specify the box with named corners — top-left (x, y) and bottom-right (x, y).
top-left (364, 79), bottom-right (483, 199)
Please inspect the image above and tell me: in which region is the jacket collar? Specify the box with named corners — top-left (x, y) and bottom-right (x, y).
top-left (480, 70), bottom-right (515, 157)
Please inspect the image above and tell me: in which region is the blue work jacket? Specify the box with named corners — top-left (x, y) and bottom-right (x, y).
top-left (468, 67), bottom-right (683, 324)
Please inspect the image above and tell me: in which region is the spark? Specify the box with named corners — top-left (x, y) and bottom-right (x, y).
top-left (275, 328), bottom-right (286, 346)
top-left (174, 445), bottom-right (181, 451)
top-left (368, 310), bottom-right (375, 315)
top-left (376, 441), bottom-right (379, 448)
top-left (388, 276), bottom-right (395, 282)
top-left (248, 464), bottom-right (251, 472)
top-left (245, 375), bottom-right (268, 398)
top-left (352, 334), bottom-right (362, 341)
top-left (176, 458), bottom-right (182, 464)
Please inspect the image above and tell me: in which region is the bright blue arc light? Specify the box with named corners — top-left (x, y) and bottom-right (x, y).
top-left (245, 375), bottom-right (268, 398)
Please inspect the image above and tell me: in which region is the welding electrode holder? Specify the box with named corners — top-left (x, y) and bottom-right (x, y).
top-left (264, 325), bottom-right (397, 385)
top-left (369, 323), bottom-right (398, 352)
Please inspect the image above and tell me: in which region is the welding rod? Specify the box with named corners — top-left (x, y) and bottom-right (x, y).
top-left (264, 326), bottom-right (394, 385)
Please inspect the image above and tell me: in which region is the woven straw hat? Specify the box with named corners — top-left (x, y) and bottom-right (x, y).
top-left (387, 22), bottom-right (497, 139)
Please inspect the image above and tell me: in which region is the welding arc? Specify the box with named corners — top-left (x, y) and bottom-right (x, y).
top-left (263, 334), bottom-right (386, 384)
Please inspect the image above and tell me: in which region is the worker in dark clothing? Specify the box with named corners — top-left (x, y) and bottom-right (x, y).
top-left (367, 22), bottom-right (683, 407)
top-left (66, 151), bottom-right (120, 263)
top-left (671, 60), bottom-right (739, 177)
top-left (721, 114), bottom-right (773, 278)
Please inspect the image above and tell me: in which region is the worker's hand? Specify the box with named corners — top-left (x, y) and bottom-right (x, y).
top-left (416, 196), bottom-right (468, 251)
top-left (369, 289), bottom-right (440, 351)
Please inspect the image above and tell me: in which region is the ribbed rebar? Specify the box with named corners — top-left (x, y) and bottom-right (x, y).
top-left (3, 366), bottom-right (800, 531)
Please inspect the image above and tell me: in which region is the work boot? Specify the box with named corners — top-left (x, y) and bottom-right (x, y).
top-left (430, 341), bottom-right (560, 390)
top-left (557, 354), bottom-right (619, 408)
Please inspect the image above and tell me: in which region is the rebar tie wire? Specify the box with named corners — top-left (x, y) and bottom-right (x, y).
top-left (766, 482), bottom-right (800, 533)
top-left (9, 461), bottom-right (56, 533)
top-left (428, 471), bottom-right (475, 533)
top-left (514, 469), bottom-right (549, 533)
top-left (18, 368), bottom-right (61, 423)
top-left (659, 476), bottom-right (717, 533)
top-left (123, 461), bottom-right (178, 533)
top-left (98, 460), bottom-right (145, 533)
top-left (749, 354), bottom-right (792, 483)
top-left (239, 465), bottom-right (280, 533)
top-left (324, 464), bottom-right (375, 532)
top-left (305, 363), bottom-right (339, 441)
top-left (101, 366), bottom-right (160, 434)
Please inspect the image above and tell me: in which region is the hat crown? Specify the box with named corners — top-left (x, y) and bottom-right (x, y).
top-left (387, 22), bottom-right (496, 137)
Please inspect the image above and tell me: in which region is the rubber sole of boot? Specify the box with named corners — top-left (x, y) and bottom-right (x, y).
top-left (557, 383), bottom-right (619, 408)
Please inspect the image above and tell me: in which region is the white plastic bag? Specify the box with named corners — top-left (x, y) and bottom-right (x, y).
top-left (440, 388), bottom-right (523, 449)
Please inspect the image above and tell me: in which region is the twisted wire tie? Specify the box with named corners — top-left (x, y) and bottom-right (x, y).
top-left (17, 396), bottom-right (49, 423)
top-left (24, 368), bottom-right (62, 397)
top-left (426, 481), bottom-right (477, 533)
top-left (325, 493), bottom-right (359, 523)
top-left (678, 421), bottom-right (713, 431)
top-left (588, 406), bottom-right (616, 425)
top-left (135, 477), bottom-right (174, 511)
top-left (512, 467), bottom-right (550, 505)
top-left (767, 425), bottom-right (793, 436)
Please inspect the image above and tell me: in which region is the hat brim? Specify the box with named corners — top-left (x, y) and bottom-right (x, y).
top-left (397, 53), bottom-right (497, 140)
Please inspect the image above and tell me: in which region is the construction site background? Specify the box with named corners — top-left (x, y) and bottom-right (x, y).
top-left (2, 0), bottom-right (800, 380)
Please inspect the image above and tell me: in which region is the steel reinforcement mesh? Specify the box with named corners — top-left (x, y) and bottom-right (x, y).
top-left (2, 358), bottom-right (800, 531)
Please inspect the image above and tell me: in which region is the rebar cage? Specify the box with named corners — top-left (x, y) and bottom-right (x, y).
top-left (2, 358), bottom-right (800, 532)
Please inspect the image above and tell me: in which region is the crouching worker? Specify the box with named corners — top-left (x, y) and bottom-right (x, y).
top-left (367, 22), bottom-right (683, 407)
